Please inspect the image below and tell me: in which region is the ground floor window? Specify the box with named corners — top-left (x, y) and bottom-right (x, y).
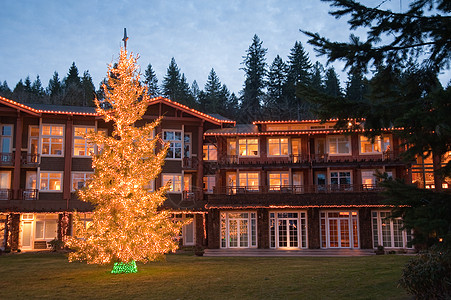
top-left (270, 211), bottom-right (307, 249)
top-left (220, 211), bottom-right (257, 248)
top-left (20, 213), bottom-right (58, 250)
top-left (320, 211), bottom-right (359, 248)
top-left (372, 211), bottom-right (413, 249)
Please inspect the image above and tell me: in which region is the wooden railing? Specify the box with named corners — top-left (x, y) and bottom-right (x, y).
top-left (21, 153), bottom-right (40, 166)
top-left (0, 153), bottom-right (14, 166)
top-left (214, 184), bottom-right (384, 195)
top-left (22, 189), bottom-right (39, 200)
top-left (0, 189), bottom-right (12, 200)
top-left (182, 157), bottom-right (199, 169)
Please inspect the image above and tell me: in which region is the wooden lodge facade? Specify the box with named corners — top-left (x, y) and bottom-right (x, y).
top-left (0, 96), bottom-right (447, 252)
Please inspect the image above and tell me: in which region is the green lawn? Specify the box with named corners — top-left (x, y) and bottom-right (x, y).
top-left (0, 252), bottom-right (411, 299)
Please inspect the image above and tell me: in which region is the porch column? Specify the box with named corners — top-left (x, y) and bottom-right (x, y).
top-left (13, 112), bottom-right (23, 199)
top-left (63, 118), bottom-right (73, 207)
top-left (196, 122), bottom-right (204, 200)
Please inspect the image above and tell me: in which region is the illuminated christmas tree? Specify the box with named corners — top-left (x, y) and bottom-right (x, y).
top-left (66, 48), bottom-right (184, 273)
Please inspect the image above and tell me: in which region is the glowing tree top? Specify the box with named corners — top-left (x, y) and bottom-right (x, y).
top-left (66, 48), bottom-right (183, 269)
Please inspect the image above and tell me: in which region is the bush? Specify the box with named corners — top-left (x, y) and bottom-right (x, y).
top-left (48, 239), bottom-right (65, 251)
top-left (399, 247), bottom-right (451, 299)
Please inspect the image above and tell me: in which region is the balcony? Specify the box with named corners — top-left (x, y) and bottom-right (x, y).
top-left (182, 157), bottom-right (199, 169)
top-left (214, 184), bottom-right (384, 195)
top-left (0, 153), bottom-right (14, 166)
top-left (22, 189), bottom-right (38, 200)
top-left (0, 189), bottom-right (12, 200)
top-left (21, 153), bottom-right (40, 167)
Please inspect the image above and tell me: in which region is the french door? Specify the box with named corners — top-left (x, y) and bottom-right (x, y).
top-left (321, 211), bottom-right (359, 249)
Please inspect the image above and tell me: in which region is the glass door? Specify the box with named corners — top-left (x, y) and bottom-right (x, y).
top-left (278, 216), bottom-right (298, 248)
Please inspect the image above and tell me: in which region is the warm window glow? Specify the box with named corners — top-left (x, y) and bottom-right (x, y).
top-left (162, 174), bottom-right (182, 192)
top-left (163, 130), bottom-right (182, 159)
top-left (72, 172), bottom-right (93, 191)
top-left (269, 173), bottom-right (289, 190)
top-left (203, 176), bottom-right (216, 193)
top-left (328, 136), bottom-right (350, 155)
top-left (203, 144), bottom-right (217, 161)
top-left (41, 125), bottom-right (64, 156)
top-left (227, 139), bottom-right (237, 156)
top-left (239, 172), bottom-right (259, 190)
top-left (73, 126), bottom-right (95, 156)
top-left (40, 172), bottom-right (62, 191)
top-left (239, 138), bottom-right (258, 156)
top-left (268, 138), bottom-right (289, 156)
top-left (360, 136), bottom-right (391, 154)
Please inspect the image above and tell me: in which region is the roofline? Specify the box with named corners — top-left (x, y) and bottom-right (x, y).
top-left (204, 128), bottom-right (401, 137)
top-left (252, 118), bottom-right (362, 125)
top-left (0, 96), bottom-right (41, 116)
top-left (149, 96), bottom-right (236, 125)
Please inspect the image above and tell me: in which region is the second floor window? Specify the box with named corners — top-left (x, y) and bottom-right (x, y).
top-left (163, 131), bottom-right (182, 159)
top-left (360, 136), bottom-right (391, 154)
top-left (239, 138), bottom-right (259, 156)
top-left (0, 125), bottom-right (13, 154)
top-left (330, 171), bottom-right (351, 185)
top-left (328, 136), bottom-right (351, 155)
top-left (162, 174), bottom-right (182, 192)
top-left (72, 172), bottom-right (93, 191)
top-left (239, 172), bottom-right (259, 191)
top-left (203, 176), bottom-right (216, 193)
top-left (41, 125), bottom-right (64, 156)
top-left (268, 138), bottom-right (289, 156)
top-left (269, 172), bottom-right (289, 190)
top-left (40, 172), bottom-right (62, 191)
top-left (203, 144), bottom-right (217, 161)
top-left (73, 127), bottom-right (95, 156)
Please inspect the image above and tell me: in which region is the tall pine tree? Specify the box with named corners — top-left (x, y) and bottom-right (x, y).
top-left (144, 63), bottom-right (159, 97)
top-left (265, 55), bottom-right (288, 119)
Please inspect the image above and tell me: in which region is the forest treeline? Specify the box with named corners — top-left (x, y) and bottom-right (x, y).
top-left (0, 35), bottom-right (369, 123)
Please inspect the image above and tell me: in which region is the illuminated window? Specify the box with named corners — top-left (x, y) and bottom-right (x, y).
top-left (73, 126), bottom-right (95, 156)
top-left (0, 125), bottom-right (13, 154)
top-left (359, 136), bottom-right (391, 154)
top-left (184, 133), bottom-right (191, 158)
top-left (372, 211), bottom-right (413, 248)
top-left (71, 172), bottom-right (93, 191)
top-left (35, 214), bottom-right (58, 240)
top-left (39, 172), bottom-right (62, 191)
top-left (203, 176), bottom-right (216, 193)
top-left (269, 172), bottom-right (289, 190)
top-left (227, 139), bottom-right (237, 156)
top-left (163, 130), bottom-right (182, 159)
top-left (203, 144), bottom-right (217, 161)
top-left (268, 138), bottom-right (289, 156)
top-left (239, 172), bottom-right (259, 191)
top-left (41, 125), bottom-right (64, 156)
top-left (162, 174), bottom-right (182, 192)
top-left (238, 138), bottom-right (259, 156)
top-left (328, 136), bottom-right (350, 155)
top-left (320, 211), bottom-right (359, 248)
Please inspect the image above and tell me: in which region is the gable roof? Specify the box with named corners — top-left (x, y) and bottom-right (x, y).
top-left (0, 96), bottom-right (235, 125)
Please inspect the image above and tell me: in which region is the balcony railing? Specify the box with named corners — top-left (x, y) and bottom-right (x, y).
top-left (22, 153), bottom-right (40, 166)
top-left (22, 189), bottom-right (38, 200)
top-left (0, 153), bottom-right (14, 166)
top-left (182, 157), bottom-right (199, 169)
top-left (214, 184), bottom-right (384, 195)
top-left (0, 189), bottom-right (12, 200)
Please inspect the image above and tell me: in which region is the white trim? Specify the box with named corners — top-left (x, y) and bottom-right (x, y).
top-left (327, 135), bottom-right (352, 156)
top-left (40, 124), bottom-right (65, 157)
top-left (267, 137), bottom-right (290, 157)
top-left (38, 171), bottom-right (63, 192)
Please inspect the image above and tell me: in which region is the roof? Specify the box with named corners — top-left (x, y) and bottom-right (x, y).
top-left (205, 124), bottom-right (258, 135)
top-left (0, 96), bottom-right (236, 125)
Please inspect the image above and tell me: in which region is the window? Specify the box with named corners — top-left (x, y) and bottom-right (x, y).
top-left (269, 172), bottom-right (289, 190)
top-left (73, 126), bottom-right (95, 156)
top-left (321, 211), bottom-right (359, 248)
top-left (39, 172), bottom-right (62, 191)
top-left (238, 138), bottom-right (259, 156)
top-left (0, 125), bottom-right (13, 153)
top-left (28, 126), bottom-right (39, 163)
top-left (24, 172), bottom-right (37, 200)
top-left (0, 171), bottom-right (11, 200)
top-left (372, 211), bottom-right (413, 248)
top-left (163, 130), bottom-right (182, 159)
top-left (35, 214), bottom-right (58, 241)
top-left (41, 125), bottom-right (64, 156)
top-left (72, 172), bottom-right (93, 191)
top-left (203, 144), bottom-right (217, 161)
top-left (330, 171), bottom-right (351, 185)
top-left (184, 133), bottom-right (191, 158)
top-left (203, 176), bottom-right (216, 193)
top-left (227, 139), bottom-right (237, 156)
top-left (162, 174), bottom-right (182, 192)
top-left (360, 136), bottom-right (391, 154)
top-left (270, 211), bottom-right (307, 249)
top-left (220, 212), bottom-right (257, 248)
top-left (268, 138), bottom-right (289, 156)
top-left (328, 136), bottom-right (351, 155)
top-left (239, 172), bottom-right (259, 191)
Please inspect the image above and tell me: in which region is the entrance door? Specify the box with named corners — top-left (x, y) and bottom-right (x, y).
top-left (228, 218), bottom-right (249, 248)
top-left (278, 217), bottom-right (298, 248)
top-left (322, 211), bottom-right (359, 248)
top-left (22, 221), bottom-right (33, 250)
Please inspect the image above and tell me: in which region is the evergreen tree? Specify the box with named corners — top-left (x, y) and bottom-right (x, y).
top-left (204, 68), bottom-right (224, 114)
top-left (324, 67), bottom-right (342, 98)
top-left (66, 48), bottom-right (184, 273)
top-left (162, 57), bottom-right (182, 102)
top-left (63, 62), bottom-right (83, 106)
top-left (81, 71), bottom-right (96, 106)
top-left (240, 34), bottom-right (267, 123)
top-left (47, 72), bottom-right (63, 104)
top-left (190, 80), bottom-right (201, 105)
top-left (179, 73), bottom-right (196, 108)
top-left (345, 69), bottom-right (366, 102)
top-left (12, 79), bottom-right (26, 102)
top-left (310, 62), bottom-right (325, 93)
top-left (144, 63), bottom-right (159, 97)
top-left (0, 81), bottom-right (12, 98)
top-left (31, 75), bottom-right (46, 103)
top-left (287, 41), bottom-right (312, 119)
top-left (265, 55), bottom-right (288, 119)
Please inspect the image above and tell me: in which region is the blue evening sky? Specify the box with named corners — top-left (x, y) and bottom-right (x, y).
top-left (0, 0), bottom-right (449, 96)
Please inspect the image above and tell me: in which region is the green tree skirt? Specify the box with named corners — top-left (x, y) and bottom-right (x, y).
top-left (111, 261), bottom-right (137, 274)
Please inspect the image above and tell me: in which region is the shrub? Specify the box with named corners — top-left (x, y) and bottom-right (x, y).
top-left (399, 247), bottom-right (451, 299)
top-left (48, 239), bottom-right (65, 251)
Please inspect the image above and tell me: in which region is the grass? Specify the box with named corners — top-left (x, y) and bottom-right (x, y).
top-left (0, 251), bottom-right (411, 299)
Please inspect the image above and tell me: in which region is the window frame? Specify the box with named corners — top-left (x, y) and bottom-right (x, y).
top-left (40, 124), bottom-right (64, 157)
top-left (163, 130), bottom-right (183, 160)
top-left (267, 137), bottom-right (289, 157)
top-left (73, 126), bottom-right (95, 157)
top-left (327, 135), bottom-right (351, 156)
top-left (39, 171), bottom-right (63, 192)
top-left (238, 172), bottom-right (260, 191)
top-left (268, 172), bottom-right (290, 190)
top-left (359, 135), bottom-right (391, 155)
top-left (203, 144), bottom-right (217, 161)
top-left (329, 170), bottom-right (352, 185)
top-left (0, 124), bottom-right (13, 154)
top-left (238, 138), bottom-right (259, 157)
top-left (162, 173), bottom-right (182, 193)
top-left (372, 211), bottom-right (413, 249)
top-left (203, 176), bottom-right (216, 193)
top-left (71, 172), bottom-right (93, 192)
